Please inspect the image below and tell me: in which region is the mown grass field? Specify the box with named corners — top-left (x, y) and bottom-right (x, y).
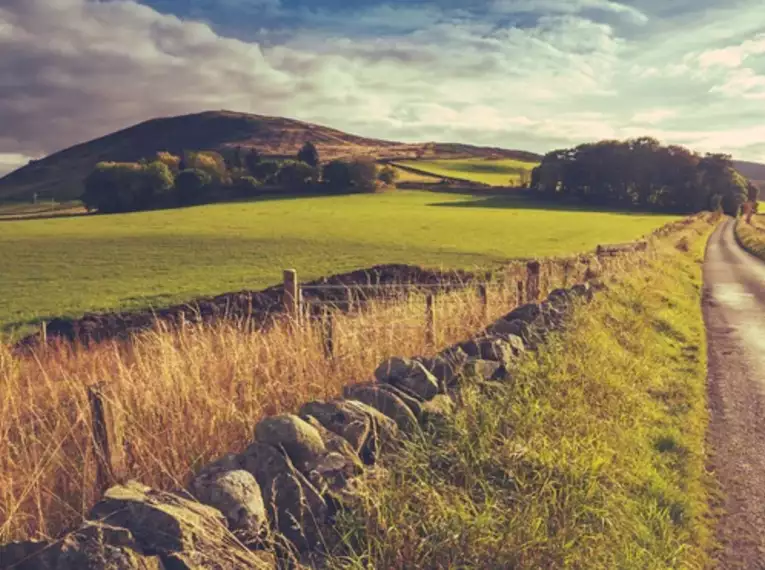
top-left (326, 217), bottom-right (717, 568)
top-left (394, 158), bottom-right (539, 186)
top-left (0, 191), bottom-right (678, 335)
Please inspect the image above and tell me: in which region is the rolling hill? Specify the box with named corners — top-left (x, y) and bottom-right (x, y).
top-left (734, 160), bottom-right (765, 190)
top-left (0, 110), bottom-right (542, 201)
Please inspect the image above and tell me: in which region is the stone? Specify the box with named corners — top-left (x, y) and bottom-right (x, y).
top-left (374, 357), bottom-right (439, 401)
top-left (461, 337), bottom-right (523, 364)
top-left (299, 400), bottom-right (371, 456)
top-left (254, 414), bottom-right (327, 472)
top-left (463, 359), bottom-right (501, 380)
top-left (239, 442), bottom-right (328, 552)
top-left (343, 384), bottom-right (419, 433)
top-left (0, 525), bottom-right (163, 570)
top-left (341, 399), bottom-right (400, 461)
top-left (547, 288), bottom-right (572, 308)
top-left (300, 415), bottom-right (362, 467)
top-left (503, 303), bottom-right (541, 323)
top-left (415, 355), bottom-right (464, 392)
top-left (189, 467), bottom-right (267, 542)
top-left (88, 481), bottom-right (260, 568)
top-left (376, 382), bottom-right (423, 418)
top-left (571, 283), bottom-right (594, 301)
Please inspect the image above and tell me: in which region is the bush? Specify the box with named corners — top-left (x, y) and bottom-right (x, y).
top-left (276, 160), bottom-right (319, 192)
top-left (175, 168), bottom-right (212, 205)
top-left (323, 159), bottom-right (379, 193)
top-left (378, 165), bottom-right (399, 186)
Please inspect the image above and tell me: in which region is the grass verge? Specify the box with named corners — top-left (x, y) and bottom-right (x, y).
top-left (734, 216), bottom-right (765, 261)
top-left (324, 221), bottom-right (716, 569)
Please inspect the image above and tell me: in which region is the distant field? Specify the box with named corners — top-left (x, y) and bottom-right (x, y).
top-left (0, 201), bottom-right (85, 220)
top-left (0, 191), bottom-right (677, 334)
top-left (395, 158), bottom-right (539, 186)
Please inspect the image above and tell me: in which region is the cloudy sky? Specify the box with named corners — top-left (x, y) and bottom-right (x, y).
top-left (1, 0), bottom-right (764, 176)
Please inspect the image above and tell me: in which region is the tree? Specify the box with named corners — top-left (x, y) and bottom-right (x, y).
top-left (323, 159), bottom-right (379, 193)
top-left (244, 149), bottom-right (262, 176)
top-left (81, 161), bottom-right (173, 213)
top-left (276, 161), bottom-right (319, 191)
top-left (297, 142), bottom-right (320, 168)
top-left (175, 168), bottom-right (212, 205)
top-left (252, 160), bottom-right (281, 184)
top-left (185, 151), bottom-right (228, 183)
top-left (155, 151), bottom-right (181, 174)
top-left (378, 165), bottom-right (398, 186)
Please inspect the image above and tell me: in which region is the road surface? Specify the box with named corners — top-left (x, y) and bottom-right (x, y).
top-left (705, 219), bottom-right (765, 568)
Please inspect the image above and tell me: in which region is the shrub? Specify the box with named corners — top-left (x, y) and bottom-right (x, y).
top-left (233, 175), bottom-right (261, 196)
top-left (155, 151), bottom-right (181, 174)
top-left (184, 151), bottom-right (228, 183)
top-left (276, 160), bottom-right (319, 191)
top-left (378, 165), bottom-right (399, 186)
top-left (175, 168), bottom-right (212, 205)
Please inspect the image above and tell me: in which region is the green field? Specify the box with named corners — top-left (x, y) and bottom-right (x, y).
top-left (0, 191), bottom-right (677, 334)
top-left (395, 158), bottom-right (539, 186)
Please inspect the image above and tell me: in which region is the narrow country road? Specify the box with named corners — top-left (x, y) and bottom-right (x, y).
top-left (705, 219), bottom-right (765, 568)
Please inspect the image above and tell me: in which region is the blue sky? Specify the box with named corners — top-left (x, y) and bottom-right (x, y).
top-left (0, 0), bottom-right (764, 176)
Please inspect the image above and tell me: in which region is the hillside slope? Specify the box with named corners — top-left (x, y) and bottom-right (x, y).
top-left (0, 110), bottom-right (542, 201)
top-left (734, 160), bottom-right (765, 189)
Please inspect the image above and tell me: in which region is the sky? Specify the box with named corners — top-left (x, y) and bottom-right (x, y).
top-left (1, 0), bottom-right (764, 177)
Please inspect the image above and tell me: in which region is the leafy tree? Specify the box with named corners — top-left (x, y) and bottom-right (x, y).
top-left (277, 160), bottom-right (319, 191)
top-left (81, 161), bottom-right (173, 213)
top-left (244, 148), bottom-right (262, 176)
top-left (184, 151), bottom-right (228, 183)
top-left (297, 142), bottom-right (320, 168)
top-left (378, 165), bottom-right (399, 186)
top-left (175, 168), bottom-right (212, 205)
top-left (323, 159), bottom-right (379, 193)
top-left (252, 160), bottom-right (281, 184)
top-left (155, 151), bottom-right (181, 174)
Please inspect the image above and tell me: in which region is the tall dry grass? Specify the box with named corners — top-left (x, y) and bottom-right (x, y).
top-left (0, 253), bottom-right (631, 542)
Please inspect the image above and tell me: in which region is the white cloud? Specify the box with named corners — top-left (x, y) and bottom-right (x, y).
top-left (0, 153), bottom-right (33, 177)
top-left (0, 0), bottom-right (764, 170)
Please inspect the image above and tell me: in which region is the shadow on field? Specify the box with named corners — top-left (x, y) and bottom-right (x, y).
top-left (427, 194), bottom-right (672, 216)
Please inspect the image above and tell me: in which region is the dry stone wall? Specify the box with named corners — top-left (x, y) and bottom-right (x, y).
top-left (0, 280), bottom-right (596, 570)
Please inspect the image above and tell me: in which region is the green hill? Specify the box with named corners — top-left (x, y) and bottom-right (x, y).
top-left (0, 110), bottom-right (542, 201)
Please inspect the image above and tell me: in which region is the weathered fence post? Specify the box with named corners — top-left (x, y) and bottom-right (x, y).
top-left (283, 269), bottom-right (300, 322)
top-left (478, 283), bottom-right (489, 321)
top-left (39, 321), bottom-right (47, 344)
top-left (425, 293), bottom-right (436, 348)
top-left (88, 382), bottom-right (125, 494)
top-left (321, 307), bottom-right (335, 360)
top-left (526, 261), bottom-right (541, 302)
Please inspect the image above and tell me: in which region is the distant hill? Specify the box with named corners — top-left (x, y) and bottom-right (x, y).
top-left (0, 110), bottom-right (542, 201)
top-left (734, 160), bottom-right (765, 190)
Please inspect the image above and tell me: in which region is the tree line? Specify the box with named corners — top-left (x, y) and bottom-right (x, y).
top-left (530, 137), bottom-right (758, 215)
top-left (82, 142), bottom-right (399, 214)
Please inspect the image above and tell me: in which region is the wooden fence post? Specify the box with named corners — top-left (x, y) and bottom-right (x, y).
top-left (478, 283), bottom-right (489, 321)
top-left (425, 294), bottom-right (436, 348)
top-left (526, 261), bottom-right (541, 302)
top-left (321, 307), bottom-right (335, 360)
top-left (39, 321), bottom-right (47, 344)
top-left (283, 269), bottom-right (300, 322)
top-left (88, 382), bottom-right (125, 494)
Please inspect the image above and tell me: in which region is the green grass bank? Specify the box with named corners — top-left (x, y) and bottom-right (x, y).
top-left (324, 219), bottom-right (716, 569)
